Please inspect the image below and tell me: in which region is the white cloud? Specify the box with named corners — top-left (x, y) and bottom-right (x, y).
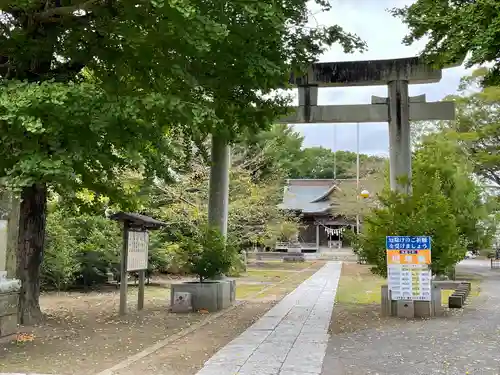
top-left (293, 0), bottom-right (473, 156)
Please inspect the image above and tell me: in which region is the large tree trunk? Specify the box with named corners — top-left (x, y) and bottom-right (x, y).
top-left (17, 183), bottom-right (47, 325)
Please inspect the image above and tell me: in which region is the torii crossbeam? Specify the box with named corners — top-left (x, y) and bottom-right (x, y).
top-left (278, 56), bottom-right (457, 193)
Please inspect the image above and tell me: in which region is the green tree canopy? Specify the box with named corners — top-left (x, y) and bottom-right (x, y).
top-left (356, 134), bottom-right (491, 277)
top-left (1, 0), bottom-right (367, 323)
top-left (442, 68), bottom-right (500, 186)
top-left (2, 0), bottom-right (366, 138)
top-left (234, 124), bottom-right (385, 181)
top-left (392, 0), bottom-right (500, 85)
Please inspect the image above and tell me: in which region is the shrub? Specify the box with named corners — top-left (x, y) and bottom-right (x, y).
top-left (227, 252), bottom-right (247, 277)
top-left (182, 226), bottom-right (237, 282)
top-left (42, 212), bottom-right (80, 290)
top-left (147, 234), bottom-right (177, 274)
top-left (43, 212), bottom-right (122, 290)
top-left (356, 183), bottom-right (465, 277)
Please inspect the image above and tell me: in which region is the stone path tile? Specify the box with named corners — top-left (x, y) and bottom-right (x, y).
top-left (322, 263), bottom-right (500, 375)
top-left (196, 261), bottom-right (342, 375)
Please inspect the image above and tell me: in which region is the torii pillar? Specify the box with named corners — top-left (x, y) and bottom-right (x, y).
top-left (207, 135), bottom-right (230, 236)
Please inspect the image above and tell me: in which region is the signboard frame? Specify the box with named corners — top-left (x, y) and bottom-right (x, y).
top-left (126, 230), bottom-right (149, 272)
top-left (386, 236), bottom-right (432, 302)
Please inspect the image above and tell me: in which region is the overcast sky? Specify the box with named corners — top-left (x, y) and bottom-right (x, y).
top-left (291, 0), bottom-right (471, 156)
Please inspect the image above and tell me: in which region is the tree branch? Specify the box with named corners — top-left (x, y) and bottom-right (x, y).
top-left (35, 0), bottom-right (102, 20)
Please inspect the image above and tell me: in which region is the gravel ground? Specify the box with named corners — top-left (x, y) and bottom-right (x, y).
top-left (322, 259), bottom-right (500, 375)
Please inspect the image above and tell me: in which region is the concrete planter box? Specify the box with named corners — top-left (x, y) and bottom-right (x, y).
top-left (170, 280), bottom-right (235, 313)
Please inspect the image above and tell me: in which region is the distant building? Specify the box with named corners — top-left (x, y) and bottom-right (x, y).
top-left (278, 179), bottom-right (361, 252)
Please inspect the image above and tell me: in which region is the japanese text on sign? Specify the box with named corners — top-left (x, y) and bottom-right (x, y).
top-left (386, 236), bottom-right (432, 302)
top-left (385, 236), bottom-right (431, 250)
top-left (127, 230), bottom-right (149, 271)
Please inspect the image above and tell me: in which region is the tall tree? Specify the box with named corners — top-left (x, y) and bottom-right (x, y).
top-left (235, 125), bottom-right (386, 181)
top-left (233, 124), bottom-right (304, 182)
top-left (1, 1), bottom-right (366, 323)
top-left (391, 0), bottom-right (500, 85)
top-left (443, 69), bottom-right (500, 186)
top-left (357, 134), bottom-right (492, 277)
top-left (0, 82), bottom-right (178, 323)
top-left (289, 147), bottom-right (385, 180)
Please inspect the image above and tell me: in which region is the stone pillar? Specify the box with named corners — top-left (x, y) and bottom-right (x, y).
top-left (208, 135), bottom-right (230, 236)
top-left (0, 192), bottom-right (18, 279)
top-left (387, 80), bottom-right (412, 194)
top-left (0, 192), bottom-right (20, 339)
top-left (0, 219), bottom-right (7, 276)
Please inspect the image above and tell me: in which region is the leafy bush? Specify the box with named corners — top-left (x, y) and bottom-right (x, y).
top-left (227, 251), bottom-right (247, 277)
top-left (42, 212), bottom-right (122, 290)
top-left (356, 182), bottom-right (465, 277)
top-left (43, 206), bottom-right (243, 290)
top-left (182, 226), bottom-right (237, 282)
top-left (42, 212), bottom-right (80, 290)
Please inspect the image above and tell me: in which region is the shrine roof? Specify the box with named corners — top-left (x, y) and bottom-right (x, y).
top-left (278, 179), bottom-right (350, 214)
top-left (278, 177), bottom-right (384, 215)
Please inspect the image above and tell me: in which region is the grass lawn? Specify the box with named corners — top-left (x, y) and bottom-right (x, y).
top-left (331, 263), bottom-right (386, 334)
top-left (235, 261), bottom-right (323, 300)
top-left (331, 263), bottom-right (482, 335)
top-left (244, 269), bottom-right (295, 281)
top-left (235, 284), bottom-right (267, 299)
top-left (246, 260), bottom-right (316, 270)
top-left (335, 264), bottom-right (385, 305)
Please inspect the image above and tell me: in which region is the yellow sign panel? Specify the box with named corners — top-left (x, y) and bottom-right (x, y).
top-left (386, 249), bottom-right (431, 266)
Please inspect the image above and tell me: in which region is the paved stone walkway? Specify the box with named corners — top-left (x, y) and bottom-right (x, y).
top-left (322, 260), bottom-right (500, 375)
top-left (196, 261), bottom-right (342, 375)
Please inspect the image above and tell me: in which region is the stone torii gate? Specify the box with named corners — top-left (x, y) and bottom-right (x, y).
top-left (279, 56), bottom-right (456, 194)
top-left (206, 56), bottom-right (456, 236)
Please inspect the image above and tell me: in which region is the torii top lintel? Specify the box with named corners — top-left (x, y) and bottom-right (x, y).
top-left (289, 56), bottom-right (459, 87)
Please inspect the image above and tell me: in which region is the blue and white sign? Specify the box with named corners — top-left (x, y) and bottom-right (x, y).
top-left (386, 236), bottom-right (431, 250)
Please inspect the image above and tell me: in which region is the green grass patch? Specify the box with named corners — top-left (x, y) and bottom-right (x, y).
top-left (235, 284), bottom-right (268, 299)
top-left (335, 267), bottom-right (385, 305)
top-left (235, 263), bottom-right (323, 300)
top-left (245, 269), bottom-right (296, 281)
top-left (247, 260), bottom-right (316, 270)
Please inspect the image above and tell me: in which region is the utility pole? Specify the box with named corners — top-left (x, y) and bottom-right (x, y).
top-left (356, 122), bottom-right (360, 234)
top-left (333, 125), bottom-right (337, 180)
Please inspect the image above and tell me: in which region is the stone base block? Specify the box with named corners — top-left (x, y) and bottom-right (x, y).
top-left (170, 280), bottom-right (234, 313)
top-left (228, 279), bottom-right (236, 303)
top-left (396, 300), bottom-right (415, 318)
top-left (171, 292), bottom-right (192, 313)
top-left (381, 284), bottom-right (440, 318)
top-left (414, 301), bottom-right (432, 318)
top-left (0, 292), bottom-right (19, 339)
top-left (283, 254), bottom-right (305, 262)
top-left (448, 294), bottom-right (463, 308)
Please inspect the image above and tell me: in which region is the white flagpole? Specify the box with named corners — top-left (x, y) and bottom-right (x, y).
top-left (356, 122), bottom-right (360, 234)
top-left (333, 125), bottom-right (337, 180)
